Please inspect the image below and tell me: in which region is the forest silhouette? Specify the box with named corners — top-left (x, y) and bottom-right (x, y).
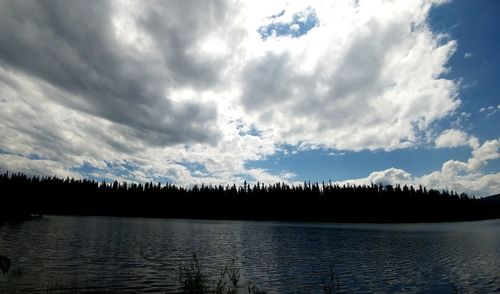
top-left (1, 172), bottom-right (499, 223)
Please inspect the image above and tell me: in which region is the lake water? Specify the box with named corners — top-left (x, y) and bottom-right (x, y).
top-left (1, 216), bottom-right (499, 293)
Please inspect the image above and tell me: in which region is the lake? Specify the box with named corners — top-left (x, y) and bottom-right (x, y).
top-left (1, 216), bottom-right (499, 293)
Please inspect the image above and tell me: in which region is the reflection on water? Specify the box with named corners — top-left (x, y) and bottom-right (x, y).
top-left (1, 216), bottom-right (499, 293)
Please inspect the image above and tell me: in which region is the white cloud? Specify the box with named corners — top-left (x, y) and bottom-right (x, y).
top-left (338, 168), bottom-right (414, 187)
top-left (0, 154), bottom-right (81, 179)
top-left (289, 24), bottom-right (300, 32)
top-left (435, 129), bottom-right (478, 149)
top-left (340, 138), bottom-right (500, 196)
top-left (460, 112), bottom-right (471, 118)
top-left (468, 139), bottom-right (500, 169)
top-left (480, 105), bottom-right (500, 116)
top-left (238, 0), bottom-right (459, 151)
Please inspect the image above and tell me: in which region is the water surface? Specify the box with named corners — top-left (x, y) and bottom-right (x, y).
top-left (1, 216), bottom-right (499, 293)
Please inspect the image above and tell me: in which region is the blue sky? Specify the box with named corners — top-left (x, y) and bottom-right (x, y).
top-left (0, 0), bottom-right (499, 196)
top-left (428, 0), bottom-right (500, 137)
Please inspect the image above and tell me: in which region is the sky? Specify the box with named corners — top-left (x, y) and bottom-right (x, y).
top-left (0, 0), bottom-right (499, 196)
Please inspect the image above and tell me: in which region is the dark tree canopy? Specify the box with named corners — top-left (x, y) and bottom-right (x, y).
top-left (1, 172), bottom-right (499, 223)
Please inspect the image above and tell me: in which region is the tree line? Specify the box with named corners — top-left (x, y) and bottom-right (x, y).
top-left (1, 172), bottom-right (499, 223)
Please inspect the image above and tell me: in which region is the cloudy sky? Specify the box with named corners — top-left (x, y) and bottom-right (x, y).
top-left (0, 0), bottom-right (499, 196)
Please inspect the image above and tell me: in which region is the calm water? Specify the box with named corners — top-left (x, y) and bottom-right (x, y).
top-left (1, 216), bottom-right (499, 293)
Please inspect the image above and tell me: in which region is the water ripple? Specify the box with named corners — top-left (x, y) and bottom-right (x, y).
top-left (1, 217), bottom-right (499, 293)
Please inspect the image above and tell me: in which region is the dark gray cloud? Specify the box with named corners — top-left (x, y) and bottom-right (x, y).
top-left (0, 0), bottom-right (225, 146)
top-left (139, 0), bottom-right (231, 89)
top-left (327, 20), bottom-right (392, 100)
top-left (241, 52), bottom-right (295, 111)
